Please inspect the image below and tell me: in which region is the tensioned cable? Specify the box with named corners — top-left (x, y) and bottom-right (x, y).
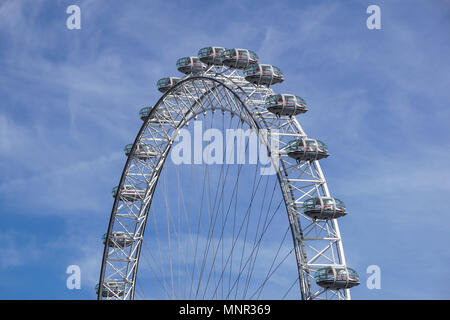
top-left (250, 247), bottom-right (295, 299)
top-left (242, 177), bottom-right (282, 298)
top-left (254, 225), bottom-right (291, 299)
top-left (194, 110), bottom-right (236, 299)
top-left (200, 115), bottom-right (256, 299)
top-left (224, 197), bottom-right (286, 299)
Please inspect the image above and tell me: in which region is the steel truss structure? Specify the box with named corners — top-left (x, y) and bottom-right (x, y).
top-left (98, 61), bottom-right (353, 300)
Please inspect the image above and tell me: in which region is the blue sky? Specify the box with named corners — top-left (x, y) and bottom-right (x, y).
top-left (0, 0), bottom-right (449, 299)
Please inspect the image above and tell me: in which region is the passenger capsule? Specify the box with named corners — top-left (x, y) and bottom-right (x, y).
top-left (302, 197), bottom-right (347, 220)
top-left (102, 231), bottom-right (133, 248)
top-left (198, 46), bottom-right (225, 65)
top-left (176, 56), bottom-right (207, 74)
top-left (244, 64), bottom-right (284, 86)
top-left (315, 266), bottom-right (360, 289)
top-left (112, 185), bottom-right (145, 202)
top-left (124, 143), bottom-right (159, 160)
top-left (156, 77), bottom-right (181, 93)
top-left (284, 138), bottom-right (329, 161)
top-left (95, 281), bottom-right (126, 298)
top-left (265, 94), bottom-right (307, 116)
top-left (221, 48), bottom-right (259, 69)
top-left (139, 107), bottom-right (172, 123)
top-left (139, 107), bottom-right (151, 121)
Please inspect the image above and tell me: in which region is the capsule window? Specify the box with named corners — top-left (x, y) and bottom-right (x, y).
top-left (335, 199), bottom-right (345, 208)
top-left (244, 64), bottom-right (258, 76)
top-left (318, 269), bottom-right (327, 278)
top-left (303, 198), bottom-right (315, 209)
top-left (266, 95), bottom-right (277, 105)
top-left (285, 95), bottom-right (295, 103)
top-left (238, 50), bottom-right (248, 58)
top-left (157, 78), bottom-right (169, 87)
top-left (348, 269), bottom-right (359, 280)
top-left (285, 139), bottom-right (303, 150)
top-left (296, 96), bottom-right (306, 106)
top-left (139, 107), bottom-right (151, 118)
top-left (337, 269), bottom-right (348, 280)
top-left (176, 57), bottom-right (189, 67)
top-left (249, 50), bottom-right (258, 60)
top-left (262, 65), bottom-right (272, 73)
top-left (272, 66), bottom-right (282, 75)
top-left (317, 140), bottom-right (328, 152)
top-left (227, 49), bottom-right (236, 57)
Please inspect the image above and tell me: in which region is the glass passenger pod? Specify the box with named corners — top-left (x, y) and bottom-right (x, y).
top-left (302, 197), bottom-right (347, 219)
top-left (314, 266), bottom-right (360, 289)
top-left (176, 56), bottom-right (207, 74)
top-left (124, 143), bottom-right (159, 160)
top-left (139, 106), bottom-right (151, 121)
top-left (102, 231), bottom-right (133, 248)
top-left (112, 185), bottom-right (145, 202)
top-left (198, 46), bottom-right (225, 65)
top-left (139, 106), bottom-right (172, 123)
top-left (95, 281), bottom-right (126, 298)
top-left (244, 64), bottom-right (284, 86)
top-left (265, 94), bottom-right (307, 116)
top-left (156, 77), bottom-right (181, 93)
top-left (285, 138), bottom-right (329, 161)
top-left (221, 48), bottom-right (259, 69)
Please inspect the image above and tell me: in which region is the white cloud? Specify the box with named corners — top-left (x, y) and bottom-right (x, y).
top-left (0, 232), bottom-right (41, 268)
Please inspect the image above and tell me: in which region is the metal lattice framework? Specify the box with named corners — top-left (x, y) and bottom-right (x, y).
top-left (98, 58), bottom-right (354, 300)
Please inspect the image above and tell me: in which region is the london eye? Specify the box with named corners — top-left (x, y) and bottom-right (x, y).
top-left (97, 46), bottom-right (359, 300)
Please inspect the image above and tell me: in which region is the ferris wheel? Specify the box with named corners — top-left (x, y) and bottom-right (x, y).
top-left (97, 46), bottom-right (360, 300)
